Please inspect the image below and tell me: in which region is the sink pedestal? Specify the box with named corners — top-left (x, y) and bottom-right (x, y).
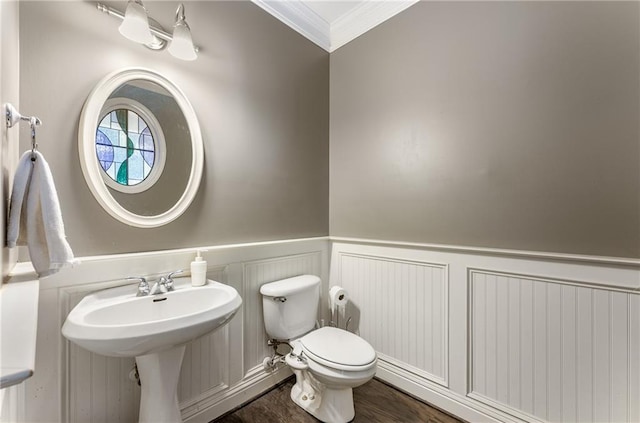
top-left (136, 345), bottom-right (186, 423)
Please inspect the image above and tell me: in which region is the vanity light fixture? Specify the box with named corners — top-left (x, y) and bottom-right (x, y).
top-left (97, 1), bottom-right (199, 61)
top-left (167, 4), bottom-right (197, 61)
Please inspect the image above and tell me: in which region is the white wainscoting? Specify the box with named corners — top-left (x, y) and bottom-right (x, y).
top-left (469, 269), bottom-right (640, 423)
top-left (16, 236), bottom-right (640, 423)
top-left (330, 239), bottom-right (640, 423)
top-left (24, 237), bottom-right (329, 423)
top-left (338, 253), bottom-right (448, 386)
top-left (0, 383), bottom-right (25, 423)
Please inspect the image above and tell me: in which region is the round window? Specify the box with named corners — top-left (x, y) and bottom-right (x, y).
top-left (95, 98), bottom-right (166, 194)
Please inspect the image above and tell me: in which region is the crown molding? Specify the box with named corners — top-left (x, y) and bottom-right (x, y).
top-left (251, 0), bottom-right (419, 53)
top-left (330, 0), bottom-right (419, 51)
top-left (251, 0), bottom-right (331, 51)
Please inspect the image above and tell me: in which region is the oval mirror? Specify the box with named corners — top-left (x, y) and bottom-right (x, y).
top-left (78, 68), bottom-right (203, 228)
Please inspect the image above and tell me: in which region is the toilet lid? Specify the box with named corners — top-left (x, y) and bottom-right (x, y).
top-left (299, 327), bottom-right (376, 367)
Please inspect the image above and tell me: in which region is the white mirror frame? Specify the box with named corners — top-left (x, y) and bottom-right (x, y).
top-left (79, 68), bottom-right (204, 228)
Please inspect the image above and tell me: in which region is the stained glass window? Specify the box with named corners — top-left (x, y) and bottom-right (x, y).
top-left (96, 108), bottom-right (156, 187)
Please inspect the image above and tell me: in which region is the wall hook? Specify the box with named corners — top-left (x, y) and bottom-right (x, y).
top-left (5, 103), bottom-right (41, 129)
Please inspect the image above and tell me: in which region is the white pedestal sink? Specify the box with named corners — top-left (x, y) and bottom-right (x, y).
top-left (61, 278), bottom-right (242, 423)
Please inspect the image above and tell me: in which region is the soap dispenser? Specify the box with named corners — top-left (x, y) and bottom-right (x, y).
top-left (191, 250), bottom-right (207, 287)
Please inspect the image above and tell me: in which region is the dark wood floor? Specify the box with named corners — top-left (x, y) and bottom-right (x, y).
top-left (214, 377), bottom-right (464, 423)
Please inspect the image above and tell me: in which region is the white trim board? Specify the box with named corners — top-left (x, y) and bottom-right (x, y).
top-left (251, 0), bottom-right (331, 51)
top-left (330, 236), bottom-right (640, 268)
top-left (250, 0), bottom-right (419, 52)
top-left (183, 366), bottom-right (293, 423)
top-left (376, 363), bottom-right (530, 423)
top-left (330, 0), bottom-right (419, 51)
top-left (29, 236), bottom-right (330, 290)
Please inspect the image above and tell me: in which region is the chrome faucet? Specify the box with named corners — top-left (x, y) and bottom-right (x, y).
top-left (128, 270), bottom-right (184, 297)
top-left (149, 269), bottom-right (184, 296)
top-left (149, 279), bottom-right (168, 296)
top-left (164, 269), bottom-right (184, 291)
top-left (127, 277), bottom-right (150, 297)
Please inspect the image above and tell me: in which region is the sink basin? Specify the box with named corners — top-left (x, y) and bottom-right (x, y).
top-left (62, 278), bottom-right (241, 357)
top-left (62, 277), bottom-right (242, 423)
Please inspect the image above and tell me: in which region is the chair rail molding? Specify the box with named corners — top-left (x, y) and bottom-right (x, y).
top-left (330, 236), bottom-right (640, 269)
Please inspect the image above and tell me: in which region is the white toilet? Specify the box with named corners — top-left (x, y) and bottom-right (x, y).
top-left (260, 275), bottom-right (377, 423)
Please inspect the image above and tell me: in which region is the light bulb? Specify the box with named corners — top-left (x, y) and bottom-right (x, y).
top-left (118, 0), bottom-right (154, 44)
top-left (168, 4), bottom-right (197, 61)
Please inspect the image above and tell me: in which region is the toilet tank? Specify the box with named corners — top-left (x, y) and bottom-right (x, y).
top-left (260, 275), bottom-right (320, 340)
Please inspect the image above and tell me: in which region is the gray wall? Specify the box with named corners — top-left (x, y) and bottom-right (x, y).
top-left (330, 1), bottom-right (640, 258)
top-left (19, 1), bottom-right (640, 259)
top-left (20, 1), bottom-right (329, 257)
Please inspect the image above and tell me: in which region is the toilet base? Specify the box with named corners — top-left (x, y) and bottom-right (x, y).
top-left (290, 370), bottom-right (355, 423)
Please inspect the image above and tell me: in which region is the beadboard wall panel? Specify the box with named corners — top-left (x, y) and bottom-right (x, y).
top-left (21, 237), bottom-right (639, 423)
top-left (0, 383), bottom-right (25, 423)
top-left (337, 253), bottom-right (448, 386)
top-left (61, 283), bottom-right (141, 423)
top-left (330, 240), bottom-right (640, 423)
top-left (26, 238), bottom-right (329, 423)
top-left (178, 266), bottom-right (229, 404)
top-left (469, 270), bottom-right (640, 423)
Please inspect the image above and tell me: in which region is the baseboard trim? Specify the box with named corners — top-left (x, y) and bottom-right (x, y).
top-left (376, 360), bottom-right (534, 423)
top-left (183, 366), bottom-right (293, 423)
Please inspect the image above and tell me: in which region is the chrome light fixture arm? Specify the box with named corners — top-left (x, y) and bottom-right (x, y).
top-left (96, 2), bottom-right (200, 53)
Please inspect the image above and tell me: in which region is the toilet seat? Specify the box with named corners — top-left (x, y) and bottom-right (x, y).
top-left (298, 327), bottom-right (376, 372)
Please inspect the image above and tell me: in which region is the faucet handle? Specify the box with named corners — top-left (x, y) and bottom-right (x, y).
top-left (127, 277), bottom-right (150, 297)
top-left (164, 269), bottom-right (184, 291)
top-left (167, 269), bottom-right (184, 280)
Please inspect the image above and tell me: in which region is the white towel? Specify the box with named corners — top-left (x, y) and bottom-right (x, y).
top-left (7, 151), bottom-right (76, 277)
